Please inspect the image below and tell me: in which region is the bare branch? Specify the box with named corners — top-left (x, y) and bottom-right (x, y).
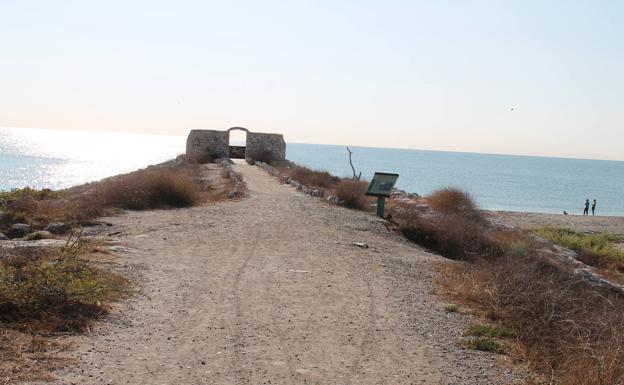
top-left (346, 147), bottom-right (361, 181)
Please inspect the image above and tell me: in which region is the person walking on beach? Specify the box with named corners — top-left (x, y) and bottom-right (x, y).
top-left (583, 199), bottom-right (590, 216)
top-left (592, 199), bottom-right (597, 216)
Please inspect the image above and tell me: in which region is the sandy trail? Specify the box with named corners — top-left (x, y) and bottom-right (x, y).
top-left (55, 163), bottom-right (523, 385)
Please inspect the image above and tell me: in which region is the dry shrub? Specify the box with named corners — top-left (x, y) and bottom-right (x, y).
top-left (283, 165), bottom-right (341, 189)
top-left (278, 164), bottom-right (373, 210)
top-left (395, 187), bottom-right (492, 260)
top-left (427, 187), bottom-right (478, 216)
top-left (0, 166), bottom-right (213, 233)
top-left (399, 213), bottom-right (489, 260)
top-left (99, 168), bottom-right (200, 210)
top-left (331, 179), bottom-right (373, 210)
top-left (397, 185), bottom-right (624, 384)
top-left (441, 255), bottom-right (624, 385)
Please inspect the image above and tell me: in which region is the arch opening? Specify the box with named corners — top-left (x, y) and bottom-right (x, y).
top-left (228, 127), bottom-right (247, 159)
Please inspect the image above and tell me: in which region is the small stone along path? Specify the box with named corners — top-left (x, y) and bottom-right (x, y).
top-left (54, 163), bottom-right (526, 385)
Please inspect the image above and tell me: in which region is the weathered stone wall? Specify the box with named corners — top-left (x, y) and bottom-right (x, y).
top-left (246, 132), bottom-right (286, 162)
top-left (186, 130), bottom-right (229, 161)
top-left (185, 128), bottom-right (286, 163)
top-left (229, 146), bottom-right (246, 159)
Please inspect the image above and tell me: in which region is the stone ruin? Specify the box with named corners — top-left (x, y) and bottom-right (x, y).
top-left (186, 127), bottom-right (286, 163)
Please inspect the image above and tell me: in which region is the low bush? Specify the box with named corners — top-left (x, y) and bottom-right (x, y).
top-left (463, 324), bottom-right (516, 338)
top-left (331, 179), bottom-right (372, 210)
top-left (282, 165), bottom-right (341, 189)
top-left (398, 213), bottom-right (492, 260)
top-left (460, 337), bottom-right (506, 353)
top-left (536, 226), bottom-right (624, 271)
top-left (427, 187), bottom-right (479, 218)
top-left (0, 188), bottom-right (61, 210)
top-left (0, 164), bottom-right (222, 233)
top-left (99, 169), bottom-right (200, 210)
top-left (0, 233), bottom-right (126, 333)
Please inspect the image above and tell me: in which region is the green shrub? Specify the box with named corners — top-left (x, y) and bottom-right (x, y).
top-left (464, 324), bottom-right (517, 338)
top-left (536, 227), bottom-right (624, 270)
top-left (460, 337), bottom-right (506, 353)
top-left (0, 188), bottom-right (61, 210)
top-left (510, 240), bottom-right (530, 257)
top-left (0, 233), bottom-right (126, 332)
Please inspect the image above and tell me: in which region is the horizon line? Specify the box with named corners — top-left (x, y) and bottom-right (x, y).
top-left (2, 125), bottom-right (623, 164)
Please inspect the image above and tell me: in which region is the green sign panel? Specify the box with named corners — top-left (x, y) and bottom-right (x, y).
top-left (366, 172), bottom-right (399, 198)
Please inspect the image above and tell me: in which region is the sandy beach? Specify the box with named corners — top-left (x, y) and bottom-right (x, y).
top-left (488, 210), bottom-right (624, 236)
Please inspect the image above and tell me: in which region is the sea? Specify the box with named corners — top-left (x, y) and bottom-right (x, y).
top-left (1, 127), bottom-right (623, 216)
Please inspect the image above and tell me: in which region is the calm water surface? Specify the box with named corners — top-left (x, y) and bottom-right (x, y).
top-left (1, 127), bottom-right (623, 215)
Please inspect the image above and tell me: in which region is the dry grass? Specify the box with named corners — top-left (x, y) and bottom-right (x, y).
top-left (99, 168), bottom-right (201, 210)
top-left (0, 163), bottom-right (229, 234)
top-left (400, 187), bottom-right (624, 384)
top-left (441, 255), bottom-right (624, 385)
top-left (0, 329), bottom-right (70, 384)
top-left (282, 165), bottom-right (341, 189)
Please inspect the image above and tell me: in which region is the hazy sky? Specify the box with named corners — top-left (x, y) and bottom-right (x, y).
top-left (1, 1), bottom-right (622, 160)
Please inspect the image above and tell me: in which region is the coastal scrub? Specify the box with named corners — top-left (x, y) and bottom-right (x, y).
top-left (536, 226), bottom-right (624, 272)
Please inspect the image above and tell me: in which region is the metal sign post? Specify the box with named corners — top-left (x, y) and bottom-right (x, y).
top-left (365, 172), bottom-right (399, 218)
top-left (376, 197), bottom-right (385, 217)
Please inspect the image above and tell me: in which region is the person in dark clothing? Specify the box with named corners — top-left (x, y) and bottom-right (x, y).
top-left (583, 199), bottom-right (590, 216)
top-left (592, 199), bottom-right (597, 216)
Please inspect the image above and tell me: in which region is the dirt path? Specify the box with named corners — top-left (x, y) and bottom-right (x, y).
top-left (55, 163), bottom-right (525, 385)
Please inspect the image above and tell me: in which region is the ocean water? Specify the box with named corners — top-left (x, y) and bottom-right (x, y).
top-left (1, 127), bottom-right (623, 216)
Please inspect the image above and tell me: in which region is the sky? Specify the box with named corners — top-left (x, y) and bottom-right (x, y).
top-left (1, 1), bottom-right (623, 161)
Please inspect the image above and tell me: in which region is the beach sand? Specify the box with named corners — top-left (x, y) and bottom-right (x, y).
top-left (488, 210), bottom-right (624, 236)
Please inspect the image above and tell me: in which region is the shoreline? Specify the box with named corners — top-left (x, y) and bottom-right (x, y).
top-left (487, 210), bottom-right (624, 235)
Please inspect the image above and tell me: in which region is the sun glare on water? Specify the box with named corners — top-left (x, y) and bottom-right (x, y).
top-left (0, 127), bottom-right (185, 190)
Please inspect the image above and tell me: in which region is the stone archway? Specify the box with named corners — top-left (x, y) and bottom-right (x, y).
top-left (227, 127), bottom-right (249, 159)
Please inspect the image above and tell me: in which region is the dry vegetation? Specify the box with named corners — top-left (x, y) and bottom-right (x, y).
top-left (0, 233), bottom-right (127, 383)
top-left (391, 187), bottom-right (624, 385)
top-left (268, 163), bottom-right (624, 384)
top-left (0, 162), bottom-right (229, 235)
top-left (0, 159), bottom-right (235, 383)
top-left (279, 164), bottom-right (373, 210)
